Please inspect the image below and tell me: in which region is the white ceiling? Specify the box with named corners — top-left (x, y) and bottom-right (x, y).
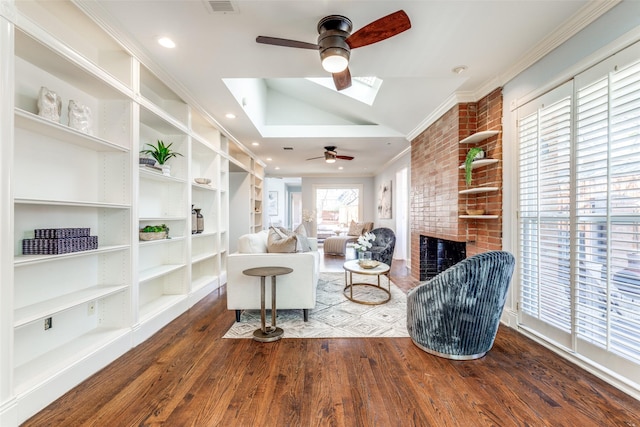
top-left (77, 0), bottom-right (612, 177)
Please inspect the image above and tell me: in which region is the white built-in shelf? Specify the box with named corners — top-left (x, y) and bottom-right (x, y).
top-left (191, 231), bottom-right (217, 239)
top-left (15, 198), bottom-right (129, 209)
top-left (459, 186), bottom-right (499, 194)
top-left (139, 216), bottom-right (186, 222)
top-left (139, 294), bottom-right (187, 322)
top-left (138, 236), bottom-right (186, 246)
top-left (458, 159), bottom-right (499, 169)
top-left (192, 252), bottom-right (217, 264)
top-left (13, 327), bottom-right (129, 395)
top-left (14, 245), bottom-right (129, 266)
top-left (192, 182), bottom-right (216, 191)
top-left (14, 285), bottom-right (128, 327)
top-left (139, 167), bottom-right (186, 183)
top-left (138, 264), bottom-right (185, 283)
top-left (459, 130), bottom-right (500, 144)
top-left (192, 276), bottom-right (218, 293)
top-left (459, 215), bottom-right (500, 219)
top-left (15, 109), bottom-right (129, 152)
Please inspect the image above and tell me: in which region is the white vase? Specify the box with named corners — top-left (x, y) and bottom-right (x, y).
top-left (160, 164), bottom-right (171, 176)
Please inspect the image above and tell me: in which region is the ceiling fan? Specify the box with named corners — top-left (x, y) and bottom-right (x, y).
top-left (256, 10), bottom-right (411, 91)
top-left (306, 146), bottom-right (354, 163)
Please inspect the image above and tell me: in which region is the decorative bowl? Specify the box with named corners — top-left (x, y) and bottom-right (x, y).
top-left (359, 260), bottom-right (380, 269)
top-left (466, 209), bottom-right (485, 216)
top-left (139, 231), bottom-right (167, 241)
top-left (195, 178), bottom-right (211, 185)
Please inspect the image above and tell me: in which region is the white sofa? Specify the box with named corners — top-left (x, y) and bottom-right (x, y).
top-left (227, 229), bottom-right (320, 322)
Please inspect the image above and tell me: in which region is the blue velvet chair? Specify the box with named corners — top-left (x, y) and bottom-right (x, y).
top-left (369, 227), bottom-right (396, 267)
top-left (407, 251), bottom-right (515, 360)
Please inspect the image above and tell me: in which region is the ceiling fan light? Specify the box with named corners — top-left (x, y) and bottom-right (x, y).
top-left (320, 48), bottom-right (349, 73)
top-left (325, 152), bottom-right (337, 163)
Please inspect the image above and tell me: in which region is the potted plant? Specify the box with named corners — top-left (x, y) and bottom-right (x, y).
top-left (464, 147), bottom-right (485, 186)
top-left (139, 224), bottom-right (170, 241)
top-left (140, 140), bottom-right (182, 176)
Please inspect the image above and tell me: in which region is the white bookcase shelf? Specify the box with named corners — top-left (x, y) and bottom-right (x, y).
top-left (1, 2), bottom-right (232, 424)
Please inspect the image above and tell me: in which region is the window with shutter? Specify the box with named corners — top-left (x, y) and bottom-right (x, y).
top-left (517, 41), bottom-right (640, 385)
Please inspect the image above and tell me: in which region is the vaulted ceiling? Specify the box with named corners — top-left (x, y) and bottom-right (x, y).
top-left (77, 0), bottom-right (614, 176)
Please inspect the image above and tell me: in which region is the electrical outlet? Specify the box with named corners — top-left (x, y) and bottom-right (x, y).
top-left (44, 317), bottom-right (52, 330)
top-left (88, 301), bottom-right (96, 315)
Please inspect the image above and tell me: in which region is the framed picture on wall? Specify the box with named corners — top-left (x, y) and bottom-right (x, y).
top-left (268, 191), bottom-right (278, 215)
top-left (378, 180), bottom-right (392, 219)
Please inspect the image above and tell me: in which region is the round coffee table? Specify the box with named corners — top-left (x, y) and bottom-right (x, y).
top-left (242, 266), bottom-right (293, 342)
top-left (343, 259), bottom-right (391, 305)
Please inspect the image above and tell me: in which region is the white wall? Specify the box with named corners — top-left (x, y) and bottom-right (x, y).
top-left (373, 151), bottom-right (411, 261)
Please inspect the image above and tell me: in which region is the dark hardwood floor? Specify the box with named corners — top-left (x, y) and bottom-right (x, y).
top-left (24, 250), bottom-right (640, 426)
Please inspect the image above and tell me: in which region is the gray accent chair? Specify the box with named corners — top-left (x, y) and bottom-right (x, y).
top-left (407, 251), bottom-right (515, 360)
top-left (369, 227), bottom-right (396, 267)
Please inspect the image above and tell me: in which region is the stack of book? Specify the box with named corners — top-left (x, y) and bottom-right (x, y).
top-left (22, 228), bottom-right (98, 255)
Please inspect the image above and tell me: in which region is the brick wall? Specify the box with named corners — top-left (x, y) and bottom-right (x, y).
top-left (410, 88), bottom-right (503, 281)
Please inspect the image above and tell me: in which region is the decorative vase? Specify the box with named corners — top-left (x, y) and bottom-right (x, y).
top-left (160, 164), bottom-right (171, 176)
top-left (195, 208), bottom-right (204, 234)
top-left (191, 205), bottom-right (197, 234)
top-left (358, 251), bottom-right (372, 261)
top-left (68, 100), bottom-right (92, 134)
top-left (37, 86), bottom-right (62, 122)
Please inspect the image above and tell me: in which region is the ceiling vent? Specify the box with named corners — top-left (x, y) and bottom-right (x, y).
top-left (283, 147), bottom-right (293, 150)
top-left (204, 0), bottom-right (238, 14)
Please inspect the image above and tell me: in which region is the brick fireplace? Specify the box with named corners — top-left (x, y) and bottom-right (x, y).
top-left (410, 88), bottom-right (503, 281)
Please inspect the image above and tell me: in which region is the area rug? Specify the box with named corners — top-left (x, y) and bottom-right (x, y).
top-left (223, 272), bottom-right (409, 338)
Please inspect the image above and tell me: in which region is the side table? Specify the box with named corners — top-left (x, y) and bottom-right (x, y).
top-left (242, 266), bottom-right (293, 342)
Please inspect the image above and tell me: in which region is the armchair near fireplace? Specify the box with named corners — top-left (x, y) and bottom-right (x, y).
top-left (406, 251), bottom-right (515, 360)
top-left (369, 227), bottom-right (396, 267)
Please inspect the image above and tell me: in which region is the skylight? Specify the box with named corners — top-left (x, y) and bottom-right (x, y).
top-left (305, 76), bottom-right (383, 106)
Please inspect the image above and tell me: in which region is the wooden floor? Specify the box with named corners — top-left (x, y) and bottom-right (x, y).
top-left (24, 250), bottom-right (640, 426)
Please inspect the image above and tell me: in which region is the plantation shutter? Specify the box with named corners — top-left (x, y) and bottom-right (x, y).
top-left (517, 41), bottom-right (640, 384)
top-left (518, 81), bottom-right (573, 348)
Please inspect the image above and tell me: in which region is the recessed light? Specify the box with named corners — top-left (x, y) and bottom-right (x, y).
top-left (266, 158), bottom-right (272, 161)
top-left (452, 65), bottom-right (468, 74)
top-left (157, 37), bottom-right (176, 48)
top-left (225, 113), bottom-right (236, 119)
top-left (251, 142), bottom-right (259, 146)
top-left (338, 166), bottom-right (344, 170)
top-left (275, 166), bottom-right (280, 170)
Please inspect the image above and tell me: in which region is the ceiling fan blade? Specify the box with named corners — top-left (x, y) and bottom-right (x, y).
top-left (256, 36), bottom-right (319, 50)
top-left (333, 68), bottom-right (352, 91)
top-left (345, 10), bottom-right (411, 49)
top-left (306, 155), bottom-right (324, 161)
top-left (336, 155), bottom-right (354, 161)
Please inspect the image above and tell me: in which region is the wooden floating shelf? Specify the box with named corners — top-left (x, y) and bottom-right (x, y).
top-left (459, 130), bottom-right (500, 144)
top-left (459, 215), bottom-right (500, 219)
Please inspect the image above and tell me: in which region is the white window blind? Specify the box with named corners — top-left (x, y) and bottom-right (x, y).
top-left (518, 41), bottom-right (640, 385)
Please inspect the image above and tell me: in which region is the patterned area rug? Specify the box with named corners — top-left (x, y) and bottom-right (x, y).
top-left (223, 272), bottom-right (409, 338)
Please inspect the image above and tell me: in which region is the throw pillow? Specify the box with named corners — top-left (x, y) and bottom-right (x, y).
top-left (294, 223), bottom-right (307, 237)
top-left (277, 226), bottom-right (312, 252)
top-left (348, 220), bottom-right (365, 236)
top-left (237, 230), bottom-right (268, 253)
top-left (267, 227), bottom-right (297, 253)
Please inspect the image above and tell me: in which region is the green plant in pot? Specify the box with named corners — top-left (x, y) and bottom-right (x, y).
top-left (465, 147), bottom-right (485, 186)
top-left (140, 140), bottom-right (182, 176)
top-left (139, 224), bottom-right (170, 241)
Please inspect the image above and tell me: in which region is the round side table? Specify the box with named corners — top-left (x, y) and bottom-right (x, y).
top-left (242, 266), bottom-right (293, 342)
